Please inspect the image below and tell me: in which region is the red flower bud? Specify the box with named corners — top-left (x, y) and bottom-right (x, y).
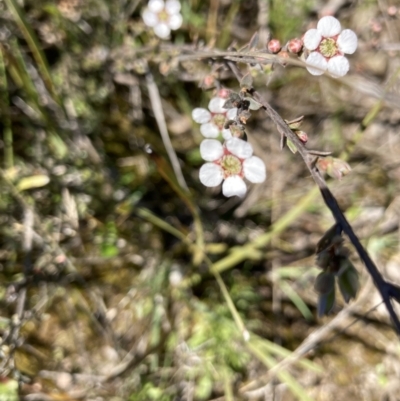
top-left (267, 39), bottom-right (281, 54)
top-left (295, 130), bottom-right (308, 144)
top-left (388, 6), bottom-right (397, 16)
top-left (217, 88), bottom-right (231, 99)
top-left (288, 38), bottom-right (303, 54)
top-left (317, 157), bottom-right (351, 180)
top-left (201, 74), bottom-right (216, 89)
top-left (277, 50), bottom-right (289, 67)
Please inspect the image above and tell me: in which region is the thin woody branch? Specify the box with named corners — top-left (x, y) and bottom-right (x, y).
top-left (217, 57), bottom-right (400, 333)
top-left (226, 61), bottom-right (400, 334)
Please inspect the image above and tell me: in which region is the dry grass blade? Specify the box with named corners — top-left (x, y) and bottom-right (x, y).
top-left (145, 71), bottom-right (188, 191)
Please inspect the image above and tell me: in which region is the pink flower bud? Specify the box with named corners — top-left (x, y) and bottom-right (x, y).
top-left (288, 38), bottom-right (303, 54)
top-left (388, 6), bottom-right (398, 16)
top-left (317, 157), bottom-right (351, 180)
top-left (217, 88), bottom-right (231, 99)
top-left (277, 50), bottom-right (289, 67)
top-left (370, 20), bottom-right (382, 33)
top-left (267, 39), bottom-right (281, 54)
top-left (202, 74), bottom-right (216, 89)
top-left (295, 130), bottom-right (308, 144)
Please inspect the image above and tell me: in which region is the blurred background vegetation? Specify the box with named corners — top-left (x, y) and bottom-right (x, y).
top-left (1, 0), bottom-right (400, 400)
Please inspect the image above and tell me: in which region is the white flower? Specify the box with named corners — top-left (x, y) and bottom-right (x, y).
top-left (142, 0), bottom-right (183, 39)
top-left (199, 138), bottom-right (266, 198)
top-left (192, 97), bottom-right (238, 139)
top-left (303, 16), bottom-right (358, 77)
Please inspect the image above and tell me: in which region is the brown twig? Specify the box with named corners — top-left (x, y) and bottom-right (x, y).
top-left (226, 60), bottom-right (400, 335)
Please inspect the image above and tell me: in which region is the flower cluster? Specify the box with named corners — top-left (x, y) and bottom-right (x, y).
top-left (142, 0), bottom-right (182, 39)
top-left (192, 91), bottom-right (266, 198)
top-left (303, 16), bottom-right (358, 77)
top-left (192, 96), bottom-right (237, 140)
top-left (266, 16), bottom-right (358, 77)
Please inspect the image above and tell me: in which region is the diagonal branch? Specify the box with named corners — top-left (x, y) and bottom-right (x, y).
top-left (226, 61), bottom-right (400, 335)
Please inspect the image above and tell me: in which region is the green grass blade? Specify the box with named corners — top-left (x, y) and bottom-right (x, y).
top-left (0, 48), bottom-right (13, 168)
top-left (279, 280), bottom-right (314, 321)
top-left (213, 187), bottom-right (320, 274)
top-left (248, 340), bottom-right (315, 401)
top-left (4, 0), bottom-right (60, 104)
top-left (251, 335), bottom-right (322, 374)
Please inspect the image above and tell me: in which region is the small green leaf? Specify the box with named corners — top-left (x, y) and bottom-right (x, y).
top-left (49, 131), bottom-right (68, 159)
top-left (248, 31), bottom-right (259, 50)
top-left (316, 224), bottom-right (342, 253)
top-left (315, 250), bottom-right (330, 269)
top-left (286, 138), bottom-right (297, 154)
top-left (101, 244), bottom-right (118, 258)
top-left (17, 175), bottom-right (50, 191)
top-left (285, 115), bottom-right (304, 130)
top-left (223, 93), bottom-right (241, 109)
top-left (317, 286), bottom-right (335, 317)
top-left (195, 375), bottom-right (213, 400)
top-left (243, 96), bottom-right (263, 110)
top-left (314, 272), bottom-right (335, 295)
top-left (240, 73), bottom-right (253, 90)
top-left (0, 379), bottom-right (18, 401)
top-left (338, 264), bottom-right (359, 303)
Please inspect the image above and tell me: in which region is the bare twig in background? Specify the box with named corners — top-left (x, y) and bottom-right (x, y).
top-left (175, 50), bottom-right (400, 108)
top-left (146, 71), bottom-right (188, 191)
top-left (319, 0), bottom-right (349, 17)
top-left (240, 277), bottom-right (376, 395)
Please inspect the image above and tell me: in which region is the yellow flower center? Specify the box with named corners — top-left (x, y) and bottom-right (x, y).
top-left (319, 38), bottom-right (338, 58)
top-left (221, 155), bottom-right (242, 176)
top-left (212, 114), bottom-right (226, 130)
top-left (158, 10), bottom-right (169, 22)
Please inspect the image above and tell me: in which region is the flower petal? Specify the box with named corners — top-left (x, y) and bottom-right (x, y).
top-left (200, 139), bottom-right (224, 161)
top-left (208, 97), bottom-right (226, 114)
top-left (148, 0), bottom-right (164, 13)
top-left (199, 163), bottom-right (223, 187)
top-left (222, 128), bottom-right (232, 140)
top-left (168, 13), bottom-right (182, 30)
top-left (154, 23), bottom-right (171, 39)
top-left (225, 138), bottom-right (253, 159)
top-left (327, 55), bottom-right (349, 77)
top-left (226, 107), bottom-right (238, 120)
top-left (303, 29), bottom-right (322, 51)
top-left (142, 10), bottom-right (158, 27)
top-left (317, 16), bottom-right (341, 37)
top-left (243, 156), bottom-right (266, 183)
top-left (200, 123), bottom-right (220, 138)
top-left (222, 176), bottom-right (247, 198)
top-left (192, 108), bottom-right (211, 124)
top-left (337, 29), bottom-right (358, 54)
top-left (305, 52), bottom-right (327, 75)
top-left (165, 0), bottom-right (181, 13)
